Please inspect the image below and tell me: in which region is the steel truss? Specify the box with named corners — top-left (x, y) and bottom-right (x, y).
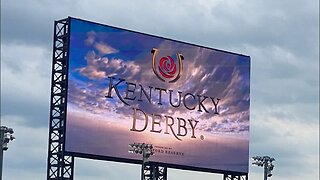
top-left (223, 174), bottom-right (248, 180)
top-left (47, 18), bottom-right (74, 180)
top-left (143, 163), bottom-right (167, 180)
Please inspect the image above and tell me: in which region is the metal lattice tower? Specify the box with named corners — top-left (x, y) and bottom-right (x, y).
top-left (47, 18), bottom-right (74, 180)
top-left (143, 163), bottom-right (167, 180)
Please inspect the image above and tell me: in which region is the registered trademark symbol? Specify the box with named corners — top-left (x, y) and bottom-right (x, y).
top-left (200, 135), bottom-right (204, 140)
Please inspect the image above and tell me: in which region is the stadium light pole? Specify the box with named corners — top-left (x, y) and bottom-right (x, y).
top-left (252, 156), bottom-right (275, 180)
top-left (0, 126), bottom-right (15, 180)
top-left (128, 143), bottom-right (154, 180)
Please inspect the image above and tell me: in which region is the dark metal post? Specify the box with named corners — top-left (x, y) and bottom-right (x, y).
top-left (129, 143), bottom-right (167, 180)
top-left (0, 126), bottom-right (15, 180)
top-left (264, 160), bottom-right (268, 180)
top-left (141, 164), bottom-right (144, 180)
top-left (0, 149), bottom-right (2, 180)
top-left (141, 150), bottom-right (145, 180)
top-left (0, 129), bottom-right (3, 180)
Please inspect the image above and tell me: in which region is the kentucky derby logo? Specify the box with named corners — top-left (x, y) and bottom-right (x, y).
top-left (151, 48), bottom-right (184, 83)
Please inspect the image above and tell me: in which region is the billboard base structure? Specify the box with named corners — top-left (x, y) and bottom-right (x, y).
top-left (143, 163), bottom-right (167, 180)
top-left (47, 18), bottom-right (74, 180)
top-left (223, 174), bottom-right (248, 180)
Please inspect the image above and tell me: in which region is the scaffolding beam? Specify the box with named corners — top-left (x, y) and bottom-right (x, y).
top-left (47, 18), bottom-right (74, 180)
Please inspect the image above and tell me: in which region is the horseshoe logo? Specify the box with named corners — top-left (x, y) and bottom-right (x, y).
top-left (151, 48), bottom-right (184, 83)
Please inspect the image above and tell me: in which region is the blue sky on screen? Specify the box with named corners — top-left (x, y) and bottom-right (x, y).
top-left (65, 18), bottom-right (250, 173)
top-left (67, 18), bottom-right (250, 136)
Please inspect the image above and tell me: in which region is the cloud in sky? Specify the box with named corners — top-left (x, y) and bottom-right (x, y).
top-left (68, 28), bottom-right (250, 137)
top-left (94, 42), bottom-right (119, 55)
top-left (85, 31), bottom-right (118, 56)
top-left (1, 0), bottom-right (319, 180)
top-left (78, 50), bottom-right (141, 80)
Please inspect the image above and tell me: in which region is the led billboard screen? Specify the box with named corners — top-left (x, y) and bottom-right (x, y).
top-left (65, 17), bottom-right (250, 173)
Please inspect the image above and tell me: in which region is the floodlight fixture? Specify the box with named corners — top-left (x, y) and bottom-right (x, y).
top-left (1, 126), bottom-right (16, 180)
top-left (6, 128), bottom-right (14, 135)
top-left (252, 161), bottom-right (264, 167)
top-left (252, 155), bottom-right (275, 180)
top-left (1, 126), bottom-right (16, 151)
top-left (128, 142), bottom-right (154, 180)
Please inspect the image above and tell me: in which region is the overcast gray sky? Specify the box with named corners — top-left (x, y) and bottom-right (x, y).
top-left (0, 0), bottom-right (319, 180)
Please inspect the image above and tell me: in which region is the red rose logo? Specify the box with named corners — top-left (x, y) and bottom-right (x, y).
top-left (158, 56), bottom-right (177, 79)
top-left (151, 48), bottom-right (184, 83)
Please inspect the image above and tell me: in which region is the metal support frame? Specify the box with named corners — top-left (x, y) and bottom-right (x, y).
top-left (143, 163), bottom-right (167, 180)
top-left (47, 18), bottom-right (74, 180)
top-left (223, 174), bottom-right (248, 180)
